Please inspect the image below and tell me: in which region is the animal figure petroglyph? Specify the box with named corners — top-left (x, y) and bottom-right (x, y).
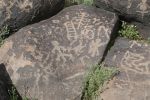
top-left (137, 0), bottom-right (150, 19)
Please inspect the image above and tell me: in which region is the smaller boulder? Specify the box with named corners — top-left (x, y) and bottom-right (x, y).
top-left (101, 37), bottom-right (150, 100)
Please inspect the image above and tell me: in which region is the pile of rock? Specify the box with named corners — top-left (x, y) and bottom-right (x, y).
top-left (0, 0), bottom-right (150, 100)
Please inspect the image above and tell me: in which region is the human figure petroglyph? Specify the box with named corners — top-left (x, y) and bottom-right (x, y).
top-left (137, 0), bottom-right (150, 19)
top-left (88, 39), bottom-right (105, 57)
top-left (51, 41), bottom-right (74, 62)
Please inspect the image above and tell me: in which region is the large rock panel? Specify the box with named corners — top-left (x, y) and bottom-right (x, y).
top-left (0, 0), bottom-right (64, 31)
top-left (0, 5), bottom-right (118, 100)
top-left (101, 38), bottom-right (150, 100)
top-left (95, 0), bottom-right (150, 26)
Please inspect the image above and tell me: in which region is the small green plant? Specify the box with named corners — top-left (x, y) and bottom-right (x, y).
top-left (0, 25), bottom-right (10, 46)
top-left (65, 0), bottom-right (93, 7)
top-left (119, 21), bottom-right (142, 40)
top-left (8, 86), bottom-right (30, 100)
top-left (8, 87), bottom-right (19, 100)
top-left (82, 64), bottom-right (118, 100)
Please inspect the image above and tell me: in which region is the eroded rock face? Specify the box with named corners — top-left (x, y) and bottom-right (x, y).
top-left (132, 22), bottom-right (150, 40)
top-left (0, 5), bottom-right (118, 100)
top-left (0, 0), bottom-right (64, 31)
top-left (101, 37), bottom-right (150, 100)
top-left (95, 0), bottom-right (150, 26)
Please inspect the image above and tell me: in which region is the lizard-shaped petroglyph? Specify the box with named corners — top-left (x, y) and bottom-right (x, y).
top-left (137, 0), bottom-right (150, 19)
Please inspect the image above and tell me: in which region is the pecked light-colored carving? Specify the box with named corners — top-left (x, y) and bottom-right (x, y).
top-left (102, 37), bottom-right (150, 100)
top-left (0, 5), bottom-right (118, 100)
top-left (0, 0), bottom-right (64, 31)
top-left (95, 0), bottom-right (150, 26)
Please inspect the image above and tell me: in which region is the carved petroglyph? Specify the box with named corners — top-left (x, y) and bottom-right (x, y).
top-left (129, 41), bottom-right (142, 48)
top-left (73, 40), bottom-right (86, 55)
top-left (137, 0), bottom-right (150, 19)
top-left (89, 39), bottom-right (104, 57)
top-left (111, 41), bottom-right (150, 97)
top-left (76, 12), bottom-right (90, 29)
top-left (64, 21), bottom-right (78, 41)
top-left (127, 0), bottom-right (133, 10)
top-left (97, 26), bottom-right (110, 40)
top-left (51, 41), bottom-right (74, 63)
top-left (120, 51), bottom-right (150, 74)
top-left (1, 6), bottom-right (116, 99)
top-left (63, 12), bottom-right (111, 61)
top-left (120, 41), bottom-right (150, 74)
top-left (7, 53), bottom-right (34, 83)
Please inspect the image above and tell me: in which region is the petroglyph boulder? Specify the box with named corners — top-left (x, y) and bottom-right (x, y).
top-left (0, 0), bottom-right (64, 31)
top-left (95, 0), bottom-right (150, 26)
top-left (101, 37), bottom-right (150, 100)
top-left (0, 5), bottom-right (118, 100)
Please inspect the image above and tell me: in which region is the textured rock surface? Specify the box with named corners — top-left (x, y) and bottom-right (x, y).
top-left (0, 5), bottom-right (118, 100)
top-left (95, 0), bottom-right (150, 26)
top-left (0, 0), bottom-right (64, 31)
top-left (132, 22), bottom-right (150, 40)
top-left (101, 37), bottom-right (150, 100)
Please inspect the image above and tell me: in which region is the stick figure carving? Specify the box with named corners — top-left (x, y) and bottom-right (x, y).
top-left (137, 0), bottom-right (150, 19)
